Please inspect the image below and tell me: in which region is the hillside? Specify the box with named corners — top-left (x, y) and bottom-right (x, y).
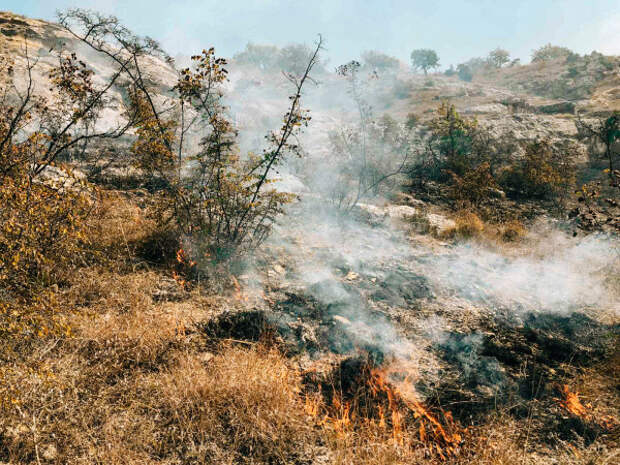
top-left (0, 10), bottom-right (618, 465)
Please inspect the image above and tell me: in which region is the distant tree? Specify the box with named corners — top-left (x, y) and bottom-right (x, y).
top-left (360, 50), bottom-right (400, 72)
top-left (488, 47), bottom-right (510, 68)
top-left (233, 43), bottom-right (280, 70)
top-left (335, 60), bottom-right (361, 76)
top-left (278, 43), bottom-right (325, 76)
top-left (456, 63), bottom-right (473, 82)
top-left (410, 49), bottom-right (439, 75)
top-left (444, 65), bottom-right (456, 77)
top-left (532, 44), bottom-right (573, 62)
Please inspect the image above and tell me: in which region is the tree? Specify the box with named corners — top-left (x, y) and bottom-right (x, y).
top-left (410, 49), bottom-right (439, 75)
top-left (60, 9), bottom-right (323, 264)
top-left (456, 64), bottom-right (473, 82)
top-left (278, 43), bottom-right (325, 76)
top-left (233, 43), bottom-right (280, 70)
top-left (575, 111), bottom-right (619, 177)
top-left (360, 50), bottom-right (400, 73)
top-left (532, 44), bottom-right (573, 62)
top-left (488, 47), bottom-right (510, 68)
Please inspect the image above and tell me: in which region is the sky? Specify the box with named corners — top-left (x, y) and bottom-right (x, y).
top-left (2, 0), bottom-right (619, 68)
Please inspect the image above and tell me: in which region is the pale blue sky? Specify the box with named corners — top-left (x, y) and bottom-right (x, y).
top-left (2, 1), bottom-right (619, 68)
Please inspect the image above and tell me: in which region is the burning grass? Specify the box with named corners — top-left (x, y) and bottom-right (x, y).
top-left (303, 355), bottom-right (468, 461)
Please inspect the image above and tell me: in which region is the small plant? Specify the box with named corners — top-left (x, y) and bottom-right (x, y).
top-left (448, 162), bottom-right (499, 206)
top-left (441, 210), bottom-right (484, 239)
top-left (498, 219), bottom-right (527, 242)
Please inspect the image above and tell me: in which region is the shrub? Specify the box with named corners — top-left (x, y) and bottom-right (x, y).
top-left (441, 210), bottom-right (484, 239)
top-left (448, 162), bottom-right (499, 206)
top-left (498, 219), bottom-right (527, 242)
top-left (327, 72), bottom-right (412, 211)
top-left (532, 44), bottom-right (573, 62)
top-left (0, 48), bottom-right (123, 299)
top-left (421, 102), bottom-right (480, 179)
top-left (500, 139), bottom-right (577, 200)
top-left (60, 10), bottom-right (323, 266)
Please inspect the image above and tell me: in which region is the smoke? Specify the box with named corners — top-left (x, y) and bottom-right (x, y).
top-left (214, 56), bottom-right (620, 376)
top-left (427, 232), bottom-right (619, 315)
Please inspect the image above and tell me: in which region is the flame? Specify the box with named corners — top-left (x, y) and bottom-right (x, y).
top-left (557, 384), bottom-right (589, 418)
top-left (173, 248), bottom-right (197, 290)
top-left (302, 359), bottom-right (465, 459)
top-left (175, 248), bottom-right (196, 267)
top-left (367, 366), bottom-right (463, 457)
top-left (231, 276), bottom-right (249, 302)
top-left (555, 384), bottom-right (617, 430)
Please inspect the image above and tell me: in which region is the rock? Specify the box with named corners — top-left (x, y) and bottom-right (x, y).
top-left (487, 187), bottom-right (506, 199)
top-left (393, 192), bottom-right (426, 208)
top-left (537, 101), bottom-right (576, 114)
top-left (384, 205), bottom-right (419, 220)
top-left (426, 213), bottom-right (456, 236)
top-left (332, 315), bottom-right (352, 326)
top-left (41, 444), bottom-right (57, 461)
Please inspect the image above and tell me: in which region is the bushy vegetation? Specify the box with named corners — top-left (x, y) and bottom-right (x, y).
top-left (234, 41), bottom-right (326, 75)
top-left (57, 10), bottom-right (322, 268)
top-left (410, 103), bottom-right (578, 210)
top-left (500, 139), bottom-right (578, 200)
top-left (328, 65), bottom-right (412, 210)
top-left (532, 44), bottom-right (574, 62)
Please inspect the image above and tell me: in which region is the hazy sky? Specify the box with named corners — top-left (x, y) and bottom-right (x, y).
top-left (3, 0), bottom-right (619, 68)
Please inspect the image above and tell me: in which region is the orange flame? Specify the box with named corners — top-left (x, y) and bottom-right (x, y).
top-left (557, 384), bottom-right (589, 418)
top-left (555, 384), bottom-right (617, 430)
top-left (302, 360), bottom-right (465, 459)
top-left (367, 366), bottom-right (463, 457)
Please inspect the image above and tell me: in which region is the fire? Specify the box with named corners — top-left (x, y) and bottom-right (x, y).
top-left (303, 359), bottom-right (465, 459)
top-left (175, 248), bottom-right (196, 267)
top-left (555, 384), bottom-right (617, 430)
top-left (172, 248), bottom-right (197, 290)
top-left (557, 384), bottom-right (589, 418)
top-left (231, 276), bottom-right (249, 302)
top-left (367, 366), bottom-right (463, 457)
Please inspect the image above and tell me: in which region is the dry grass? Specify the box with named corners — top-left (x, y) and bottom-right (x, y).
top-left (441, 211), bottom-right (485, 240)
top-left (1, 190), bottom-right (617, 465)
top-left (496, 219), bottom-right (527, 242)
